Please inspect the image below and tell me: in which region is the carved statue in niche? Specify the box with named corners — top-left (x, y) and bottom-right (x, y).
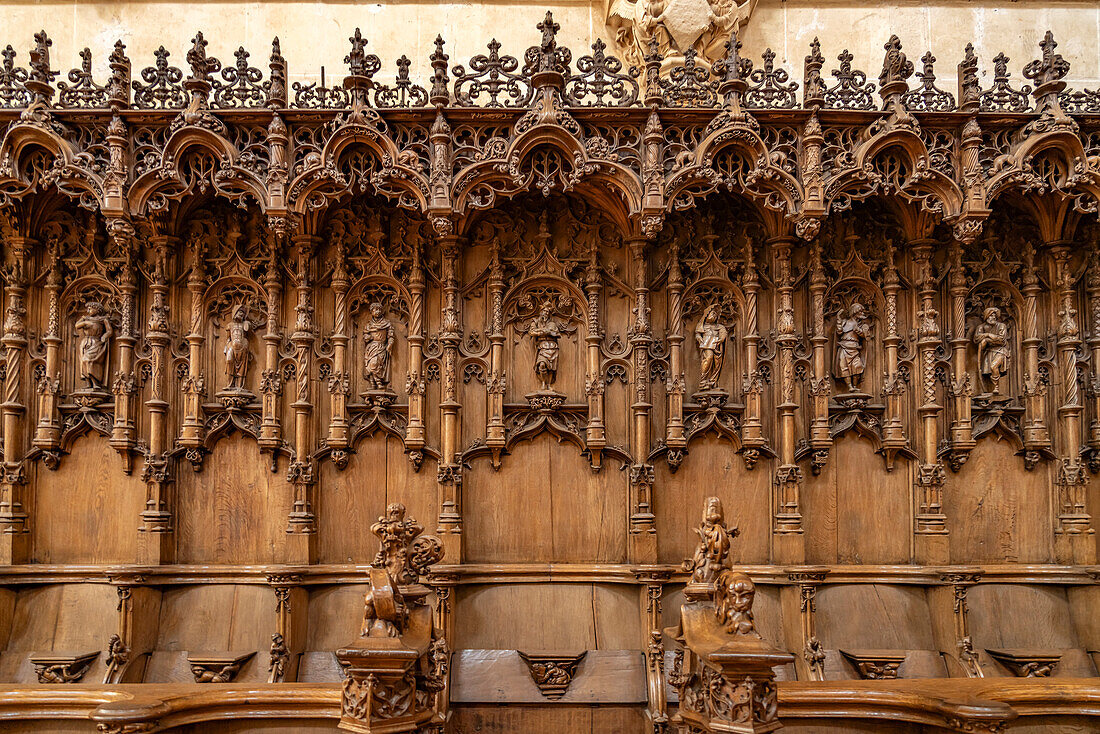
top-left (605, 0), bottom-right (758, 68)
top-left (834, 302), bottom-right (872, 394)
top-left (714, 568), bottom-right (759, 637)
top-left (362, 301), bottom-right (395, 392)
top-left (75, 300), bottom-right (112, 392)
top-left (529, 302), bottom-right (563, 392)
top-left (695, 304), bottom-right (729, 392)
top-left (223, 304), bottom-right (252, 391)
top-left (684, 496), bottom-right (739, 586)
top-left (974, 306), bottom-right (1010, 396)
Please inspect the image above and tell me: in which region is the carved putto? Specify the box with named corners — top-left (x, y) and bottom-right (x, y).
top-left (75, 300), bottom-right (112, 391)
top-left (362, 301), bottom-right (395, 391)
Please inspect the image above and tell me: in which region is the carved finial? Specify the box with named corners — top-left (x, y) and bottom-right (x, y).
top-left (347, 28), bottom-right (367, 76)
top-left (804, 36), bottom-right (825, 106)
top-left (879, 35), bottom-right (913, 87)
top-left (1024, 30), bottom-right (1072, 123)
top-left (186, 31), bottom-right (218, 84)
top-left (430, 34), bottom-right (450, 105)
top-left (267, 36), bottom-right (287, 108)
top-left (29, 30), bottom-right (55, 85)
top-left (958, 43), bottom-right (980, 113)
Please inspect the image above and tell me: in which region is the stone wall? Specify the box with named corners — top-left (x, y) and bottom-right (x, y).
top-left (0, 0), bottom-right (1096, 93)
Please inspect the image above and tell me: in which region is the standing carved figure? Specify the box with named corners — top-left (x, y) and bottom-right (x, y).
top-left (974, 306), bottom-right (1010, 395)
top-left (223, 305), bottom-right (252, 390)
top-left (75, 300), bottom-right (112, 390)
top-left (686, 496), bottom-right (739, 585)
top-left (363, 302), bottom-right (395, 390)
top-left (529, 303), bottom-right (563, 391)
top-left (834, 302), bottom-right (872, 393)
top-left (695, 304), bottom-right (729, 391)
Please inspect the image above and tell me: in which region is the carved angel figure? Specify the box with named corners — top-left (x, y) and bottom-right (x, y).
top-left (714, 568), bottom-right (759, 637)
top-left (974, 306), bottom-right (1010, 395)
top-left (695, 304), bottom-right (729, 391)
top-left (834, 302), bottom-right (871, 393)
top-left (363, 302), bottom-right (395, 390)
top-left (223, 305), bottom-right (252, 389)
top-left (529, 302), bottom-right (563, 391)
top-left (75, 300), bottom-right (112, 389)
top-left (605, 0), bottom-right (759, 67)
top-left (686, 496), bottom-right (739, 585)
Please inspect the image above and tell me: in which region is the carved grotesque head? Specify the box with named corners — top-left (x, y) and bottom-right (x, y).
top-left (703, 496), bottom-right (724, 526)
top-left (715, 568), bottom-right (758, 637)
top-left (984, 306), bottom-right (1000, 324)
top-left (386, 502), bottom-right (406, 521)
top-left (370, 301), bottom-right (384, 319)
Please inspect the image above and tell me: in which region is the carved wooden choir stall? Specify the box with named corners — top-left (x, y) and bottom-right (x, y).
top-left (0, 13), bottom-right (1096, 733)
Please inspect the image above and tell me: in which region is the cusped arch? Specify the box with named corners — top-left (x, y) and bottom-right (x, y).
top-left (666, 129), bottom-right (804, 222)
top-left (287, 124), bottom-right (429, 217)
top-left (453, 128), bottom-right (641, 237)
top-left (985, 129), bottom-right (1100, 211)
top-left (827, 129), bottom-right (964, 218)
top-left (129, 127), bottom-right (268, 215)
top-left (0, 123), bottom-right (104, 206)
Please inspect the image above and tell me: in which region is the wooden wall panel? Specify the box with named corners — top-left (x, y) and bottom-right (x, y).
top-left (0, 585), bottom-right (115, 683)
top-left (174, 437), bottom-right (289, 564)
top-left (145, 585), bottom-right (273, 683)
top-left (304, 585), bottom-right (368, 651)
top-left (464, 438), bottom-right (627, 564)
top-left (835, 438), bottom-right (910, 564)
top-left (815, 585), bottom-right (936, 650)
top-left (316, 437), bottom-right (436, 564)
top-left (653, 436), bottom-right (771, 565)
top-left (449, 704), bottom-right (647, 733)
top-left (29, 436), bottom-right (144, 564)
top-left (943, 439), bottom-right (1052, 563)
top-left (454, 584), bottom-right (639, 650)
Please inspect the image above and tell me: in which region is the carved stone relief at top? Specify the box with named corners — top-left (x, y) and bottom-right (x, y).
top-left (605, 0), bottom-right (758, 68)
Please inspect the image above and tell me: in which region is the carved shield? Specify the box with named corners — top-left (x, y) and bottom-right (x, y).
top-left (658, 0), bottom-right (716, 51)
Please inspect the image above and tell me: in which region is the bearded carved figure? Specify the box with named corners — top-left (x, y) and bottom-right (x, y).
top-left (605, 0), bottom-right (759, 68)
top-left (974, 306), bottom-right (1011, 395)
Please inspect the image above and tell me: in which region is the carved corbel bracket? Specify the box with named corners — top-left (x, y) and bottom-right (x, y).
top-left (187, 651), bottom-right (255, 683)
top-left (840, 649), bottom-right (907, 679)
top-left (30, 650), bottom-right (99, 683)
top-left (985, 648), bottom-right (1061, 678)
top-left (518, 650), bottom-right (586, 700)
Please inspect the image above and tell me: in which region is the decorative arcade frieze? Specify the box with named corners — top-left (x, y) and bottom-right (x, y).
top-left (0, 15), bottom-right (1096, 574)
